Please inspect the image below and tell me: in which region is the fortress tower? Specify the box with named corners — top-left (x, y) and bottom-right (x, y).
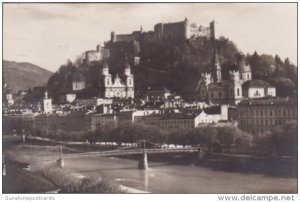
top-left (210, 20), bottom-right (215, 40)
top-left (111, 31), bottom-right (116, 43)
top-left (184, 17), bottom-right (191, 39)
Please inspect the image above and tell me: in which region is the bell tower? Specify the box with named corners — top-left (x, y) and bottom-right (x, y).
top-left (123, 55), bottom-right (134, 98)
top-left (211, 52), bottom-right (222, 83)
top-left (43, 91), bottom-right (52, 114)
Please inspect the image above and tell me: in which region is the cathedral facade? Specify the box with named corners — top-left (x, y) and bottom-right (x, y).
top-left (99, 59), bottom-right (134, 99)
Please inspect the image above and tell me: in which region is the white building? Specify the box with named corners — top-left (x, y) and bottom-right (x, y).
top-left (42, 91), bottom-right (53, 114)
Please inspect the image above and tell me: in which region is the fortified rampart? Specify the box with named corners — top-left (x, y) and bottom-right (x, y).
top-left (109, 18), bottom-right (215, 44)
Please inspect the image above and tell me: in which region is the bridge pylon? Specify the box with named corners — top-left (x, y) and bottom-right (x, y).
top-left (56, 145), bottom-right (64, 168)
top-left (138, 151), bottom-right (148, 170)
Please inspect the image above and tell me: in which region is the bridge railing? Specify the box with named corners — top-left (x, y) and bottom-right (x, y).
top-left (40, 147), bottom-right (199, 161)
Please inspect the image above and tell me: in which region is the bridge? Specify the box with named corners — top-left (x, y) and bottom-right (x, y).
top-left (37, 140), bottom-right (200, 170)
top-left (10, 136), bottom-right (201, 169)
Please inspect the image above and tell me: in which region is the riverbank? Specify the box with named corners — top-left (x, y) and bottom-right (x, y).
top-left (3, 145), bottom-right (138, 193)
top-left (3, 160), bottom-right (57, 193)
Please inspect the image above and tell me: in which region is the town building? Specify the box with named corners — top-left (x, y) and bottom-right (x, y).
top-left (237, 97), bottom-right (297, 135)
top-left (137, 105), bottom-right (228, 131)
top-left (86, 113), bottom-right (117, 131)
top-left (34, 111), bottom-right (88, 133)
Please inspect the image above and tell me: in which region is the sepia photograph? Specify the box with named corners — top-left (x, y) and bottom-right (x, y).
top-left (2, 1), bottom-right (298, 197)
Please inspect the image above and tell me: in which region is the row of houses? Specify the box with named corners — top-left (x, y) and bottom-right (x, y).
top-left (3, 105), bottom-right (229, 134)
top-left (3, 97), bottom-right (297, 136)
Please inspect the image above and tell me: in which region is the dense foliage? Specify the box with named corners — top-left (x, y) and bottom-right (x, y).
top-left (45, 36), bottom-right (297, 100)
top-left (246, 52), bottom-right (297, 97)
top-left (254, 120), bottom-right (297, 157)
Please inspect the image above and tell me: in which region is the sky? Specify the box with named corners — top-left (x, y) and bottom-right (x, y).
top-left (3, 3), bottom-right (297, 72)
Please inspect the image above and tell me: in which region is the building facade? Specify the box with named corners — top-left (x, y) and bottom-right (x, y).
top-left (237, 98), bottom-right (297, 135)
top-left (99, 58), bottom-right (134, 99)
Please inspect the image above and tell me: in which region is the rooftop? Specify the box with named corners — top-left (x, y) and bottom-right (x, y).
top-left (238, 97), bottom-right (297, 106)
top-left (242, 80), bottom-right (272, 89)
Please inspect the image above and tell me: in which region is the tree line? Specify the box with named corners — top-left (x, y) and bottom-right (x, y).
top-left (35, 120), bottom-right (297, 157)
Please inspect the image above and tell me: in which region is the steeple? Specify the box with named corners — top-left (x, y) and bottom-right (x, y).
top-left (124, 54), bottom-right (131, 76)
top-left (212, 51), bottom-right (222, 82)
top-left (44, 90), bottom-right (48, 99)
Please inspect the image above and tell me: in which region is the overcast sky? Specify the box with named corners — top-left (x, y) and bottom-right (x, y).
top-left (3, 3), bottom-right (297, 72)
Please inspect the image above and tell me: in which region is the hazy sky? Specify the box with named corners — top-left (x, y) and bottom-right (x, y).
top-left (3, 3), bottom-right (297, 72)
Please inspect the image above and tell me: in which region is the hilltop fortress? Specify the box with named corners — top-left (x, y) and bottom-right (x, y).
top-left (110, 18), bottom-right (215, 43)
top-left (81, 18), bottom-right (215, 64)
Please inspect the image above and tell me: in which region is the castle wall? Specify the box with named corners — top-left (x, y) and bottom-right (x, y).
top-left (116, 31), bottom-right (141, 42)
top-left (85, 51), bottom-right (101, 63)
top-left (154, 21), bottom-right (186, 41)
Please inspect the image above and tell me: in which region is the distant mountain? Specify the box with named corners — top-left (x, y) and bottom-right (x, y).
top-left (3, 60), bottom-right (53, 93)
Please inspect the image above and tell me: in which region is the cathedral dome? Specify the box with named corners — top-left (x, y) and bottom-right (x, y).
top-left (242, 80), bottom-right (271, 89)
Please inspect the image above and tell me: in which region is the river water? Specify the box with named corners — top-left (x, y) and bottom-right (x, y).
top-left (64, 156), bottom-right (297, 194)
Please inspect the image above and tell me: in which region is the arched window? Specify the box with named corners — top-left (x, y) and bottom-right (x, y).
top-left (254, 90), bottom-right (260, 96)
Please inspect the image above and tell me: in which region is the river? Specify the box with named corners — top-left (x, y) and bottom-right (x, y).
top-left (63, 155), bottom-right (297, 194)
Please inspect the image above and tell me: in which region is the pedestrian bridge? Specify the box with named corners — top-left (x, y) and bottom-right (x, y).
top-left (40, 147), bottom-right (200, 170)
top-left (24, 137), bottom-right (201, 169)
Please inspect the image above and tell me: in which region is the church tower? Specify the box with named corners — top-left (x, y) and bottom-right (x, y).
top-left (211, 52), bottom-right (222, 83)
top-left (43, 91), bottom-right (52, 114)
top-left (124, 56), bottom-right (134, 98)
top-left (237, 53), bottom-right (252, 83)
top-left (100, 60), bottom-right (112, 98)
top-left (228, 70), bottom-right (242, 105)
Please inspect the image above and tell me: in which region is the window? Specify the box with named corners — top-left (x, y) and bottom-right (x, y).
top-left (218, 92), bottom-right (222, 98)
top-left (270, 110), bottom-right (273, 116)
top-left (254, 90), bottom-right (260, 97)
top-left (237, 88), bottom-right (240, 96)
top-left (247, 74), bottom-right (250, 79)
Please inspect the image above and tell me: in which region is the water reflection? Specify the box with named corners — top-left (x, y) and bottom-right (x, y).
top-left (65, 156), bottom-right (297, 193)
